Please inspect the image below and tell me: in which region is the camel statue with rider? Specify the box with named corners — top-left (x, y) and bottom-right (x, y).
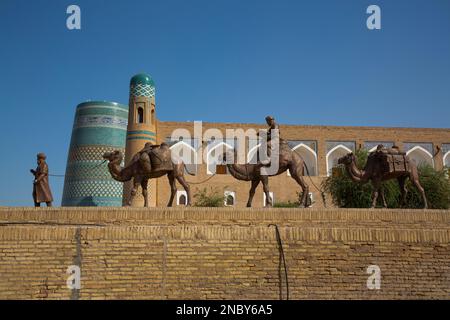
top-left (222, 116), bottom-right (311, 208)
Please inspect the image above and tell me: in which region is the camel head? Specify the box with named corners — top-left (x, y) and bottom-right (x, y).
top-left (103, 150), bottom-right (123, 164)
top-left (338, 152), bottom-right (355, 166)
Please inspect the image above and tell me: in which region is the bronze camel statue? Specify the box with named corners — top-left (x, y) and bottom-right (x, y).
top-left (103, 144), bottom-right (192, 207)
top-left (338, 152), bottom-right (428, 209)
top-left (222, 141), bottom-right (310, 207)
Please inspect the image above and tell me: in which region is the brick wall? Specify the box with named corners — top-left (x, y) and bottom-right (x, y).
top-left (153, 121), bottom-right (450, 208)
top-left (0, 207), bottom-right (448, 299)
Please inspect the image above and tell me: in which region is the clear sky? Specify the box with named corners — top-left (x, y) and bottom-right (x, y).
top-left (0, 0), bottom-right (449, 206)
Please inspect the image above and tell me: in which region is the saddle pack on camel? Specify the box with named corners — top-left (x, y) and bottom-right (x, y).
top-left (369, 148), bottom-right (410, 174)
top-left (149, 146), bottom-right (173, 172)
top-left (134, 144), bottom-right (174, 173)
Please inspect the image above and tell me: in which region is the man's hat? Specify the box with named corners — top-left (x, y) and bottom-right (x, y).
top-left (37, 153), bottom-right (46, 160)
top-left (265, 115), bottom-right (274, 121)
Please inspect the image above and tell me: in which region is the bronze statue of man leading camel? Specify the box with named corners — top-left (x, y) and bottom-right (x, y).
top-left (31, 116), bottom-right (428, 209)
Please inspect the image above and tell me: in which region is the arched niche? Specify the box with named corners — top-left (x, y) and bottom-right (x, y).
top-left (170, 141), bottom-right (198, 174)
top-left (176, 190), bottom-right (187, 206)
top-left (443, 151), bottom-right (450, 168)
top-left (326, 145), bottom-right (353, 176)
top-left (289, 143), bottom-right (318, 176)
top-left (224, 191), bottom-right (236, 206)
top-left (406, 146), bottom-right (434, 168)
top-left (207, 142), bottom-right (234, 175)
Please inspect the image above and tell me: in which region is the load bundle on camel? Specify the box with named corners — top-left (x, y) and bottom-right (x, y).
top-left (369, 144), bottom-right (411, 174)
top-left (103, 142), bottom-right (192, 207)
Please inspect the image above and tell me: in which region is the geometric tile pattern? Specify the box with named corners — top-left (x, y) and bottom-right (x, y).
top-left (71, 127), bottom-right (127, 147)
top-left (62, 146), bottom-right (126, 206)
top-left (75, 115), bottom-right (127, 130)
top-left (68, 145), bottom-right (125, 162)
top-left (63, 180), bottom-right (124, 199)
top-left (62, 101), bottom-right (128, 207)
top-left (131, 83), bottom-right (155, 98)
top-left (64, 161), bottom-right (114, 180)
top-left (62, 148), bottom-right (126, 206)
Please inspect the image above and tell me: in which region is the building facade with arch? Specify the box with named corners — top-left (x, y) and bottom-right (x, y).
top-left (62, 73), bottom-right (450, 208)
top-left (156, 121), bottom-right (450, 208)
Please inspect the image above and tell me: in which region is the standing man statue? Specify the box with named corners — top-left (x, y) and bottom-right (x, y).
top-left (30, 153), bottom-right (53, 207)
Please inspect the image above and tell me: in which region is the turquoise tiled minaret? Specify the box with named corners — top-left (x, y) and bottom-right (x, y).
top-left (123, 73), bottom-right (157, 206)
top-left (61, 101), bottom-right (128, 206)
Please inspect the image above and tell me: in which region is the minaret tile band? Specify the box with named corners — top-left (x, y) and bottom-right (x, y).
top-left (131, 83), bottom-right (155, 98)
top-left (62, 101), bottom-right (128, 207)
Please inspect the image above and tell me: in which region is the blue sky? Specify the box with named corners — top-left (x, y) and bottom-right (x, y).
top-left (0, 0), bottom-right (449, 206)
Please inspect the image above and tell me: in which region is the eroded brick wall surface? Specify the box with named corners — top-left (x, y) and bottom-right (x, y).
top-left (0, 207), bottom-right (448, 299)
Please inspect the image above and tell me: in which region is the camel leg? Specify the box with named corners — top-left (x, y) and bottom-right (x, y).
top-left (141, 178), bottom-right (149, 207)
top-left (371, 180), bottom-right (381, 208)
top-left (261, 176), bottom-right (272, 207)
top-left (290, 165), bottom-right (309, 208)
top-left (247, 179), bottom-right (260, 207)
top-left (398, 176), bottom-right (408, 207)
top-left (410, 174), bottom-right (428, 209)
top-left (167, 173), bottom-right (176, 207)
top-left (380, 185), bottom-right (387, 208)
top-left (175, 175), bottom-right (192, 206)
top-left (128, 177), bottom-right (141, 206)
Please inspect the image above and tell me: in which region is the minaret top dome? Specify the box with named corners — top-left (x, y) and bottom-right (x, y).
top-left (130, 73), bottom-right (155, 87)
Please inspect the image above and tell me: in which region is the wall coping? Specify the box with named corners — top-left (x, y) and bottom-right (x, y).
top-left (0, 207), bottom-right (448, 243)
top-left (0, 207), bottom-right (449, 225)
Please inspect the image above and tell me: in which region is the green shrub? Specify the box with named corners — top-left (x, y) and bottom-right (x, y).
top-left (322, 149), bottom-right (450, 209)
top-left (404, 164), bottom-right (450, 209)
top-left (193, 187), bottom-right (225, 207)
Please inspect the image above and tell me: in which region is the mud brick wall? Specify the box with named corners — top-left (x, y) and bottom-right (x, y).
top-left (154, 121), bottom-right (450, 208)
top-left (0, 207), bottom-right (448, 299)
